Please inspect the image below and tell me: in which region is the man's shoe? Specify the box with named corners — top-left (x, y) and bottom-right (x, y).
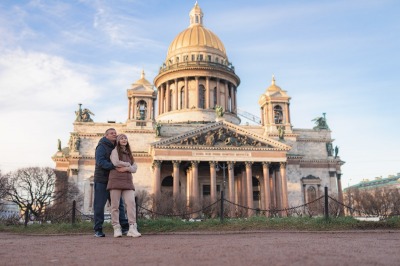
top-left (94, 230), bottom-right (105, 237)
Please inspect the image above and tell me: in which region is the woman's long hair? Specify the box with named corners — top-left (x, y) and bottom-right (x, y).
top-left (116, 138), bottom-right (134, 163)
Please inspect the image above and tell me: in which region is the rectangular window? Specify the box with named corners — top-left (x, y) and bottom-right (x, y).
top-left (191, 54), bottom-right (195, 61)
top-left (208, 55), bottom-right (212, 61)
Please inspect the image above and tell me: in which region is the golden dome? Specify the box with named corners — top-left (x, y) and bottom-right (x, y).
top-left (166, 2), bottom-right (228, 62)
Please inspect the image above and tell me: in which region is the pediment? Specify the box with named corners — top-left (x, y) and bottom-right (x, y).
top-left (152, 121), bottom-right (291, 150)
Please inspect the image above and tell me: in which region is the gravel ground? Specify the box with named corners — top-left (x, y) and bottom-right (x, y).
top-left (1, 230), bottom-right (399, 266)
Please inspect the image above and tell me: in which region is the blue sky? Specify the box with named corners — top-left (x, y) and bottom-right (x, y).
top-left (0, 0), bottom-right (399, 187)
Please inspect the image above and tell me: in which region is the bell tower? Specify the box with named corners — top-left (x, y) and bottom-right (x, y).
top-left (258, 76), bottom-right (292, 134)
top-left (127, 70), bottom-right (157, 127)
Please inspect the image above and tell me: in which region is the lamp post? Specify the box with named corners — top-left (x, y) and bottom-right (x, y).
top-left (216, 162), bottom-right (228, 221)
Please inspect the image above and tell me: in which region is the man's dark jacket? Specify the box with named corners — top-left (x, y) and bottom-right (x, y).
top-left (94, 137), bottom-right (115, 183)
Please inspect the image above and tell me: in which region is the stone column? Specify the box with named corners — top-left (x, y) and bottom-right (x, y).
top-left (157, 87), bottom-right (161, 116)
top-left (337, 173), bottom-right (345, 216)
top-left (225, 82), bottom-right (229, 111)
top-left (160, 85), bottom-right (165, 114)
top-left (275, 168), bottom-right (282, 212)
top-left (186, 167), bottom-right (192, 206)
top-left (195, 77), bottom-right (199, 108)
top-left (174, 78), bottom-right (178, 111)
top-left (227, 161), bottom-right (235, 216)
top-left (149, 99), bottom-right (153, 120)
top-left (209, 161), bottom-right (217, 217)
top-left (172, 161), bottom-right (180, 200)
top-left (166, 82), bottom-right (170, 112)
top-left (152, 160), bottom-right (162, 200)
top-left (241, 167), bottom-right (247, 207)
top-left (262, 162), bottom-right (271, 216)
top-left (280, 162), bottom-right (289, 216)
top-left (216, 79), bottom-right (220, 106)
top-left (184, 77), bottom-right (188, 109)
top-left (270, 169), bottom-right (276, 208)
top-left (205, 77), bottom-right (210, 109)
top-left (191, 161), bottom-right (200, 210)
top-left (128, 98), bottom-right (132, 119)
top-left (245, 162), bottom-right (254, 216)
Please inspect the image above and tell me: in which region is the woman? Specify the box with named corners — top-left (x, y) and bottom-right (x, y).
top-left (107, 134), bottom-right (141, 238)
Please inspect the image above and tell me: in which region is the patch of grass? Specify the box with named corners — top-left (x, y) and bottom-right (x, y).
top-left (1, 216), bottom-right (399, 235)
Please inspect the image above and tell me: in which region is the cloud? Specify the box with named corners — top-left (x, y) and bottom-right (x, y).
top-left (0, 49), bottom-right (99, 173)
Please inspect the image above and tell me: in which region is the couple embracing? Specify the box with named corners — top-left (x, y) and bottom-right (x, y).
top-left (93, 128), bottom-right (141, 238)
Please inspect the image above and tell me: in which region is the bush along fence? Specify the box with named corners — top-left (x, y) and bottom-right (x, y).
top-left (7, 186), bottom-right (399, 227)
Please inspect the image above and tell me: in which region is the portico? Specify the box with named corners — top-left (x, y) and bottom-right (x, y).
top-left (150, 121), bottom-right (291, 216)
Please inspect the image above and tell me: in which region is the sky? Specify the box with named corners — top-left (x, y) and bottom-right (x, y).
top-left (0, 0), bottom-right (399, 187)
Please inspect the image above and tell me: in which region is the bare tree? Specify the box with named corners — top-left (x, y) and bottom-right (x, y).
top-left (7, 167), bottom-right (57, 219)
top-left (0, 170), bottom-right (10, 201)
top-left (344, 187), bottom-right (400, 217)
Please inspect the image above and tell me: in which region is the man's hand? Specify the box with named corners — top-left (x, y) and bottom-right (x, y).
top-left (116, 167), bottom-right (129, 172)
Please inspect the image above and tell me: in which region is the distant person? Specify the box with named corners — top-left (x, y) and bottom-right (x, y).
top-left (108, 134), bottom-right (141, 238)
top-left (93, 128), bottom-right (129, 237)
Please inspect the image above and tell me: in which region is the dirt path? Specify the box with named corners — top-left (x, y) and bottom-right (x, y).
top-left (1, 231), bottom-right (399, 266)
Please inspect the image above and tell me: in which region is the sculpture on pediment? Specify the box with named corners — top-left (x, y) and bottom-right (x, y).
top-left (75, 103), bottom-right (95, 122)
top-left (334, 146), bottom-right (339, 158)
top-left (215, 105), bottom-right (224, 117)
top-left (326, 142), bottom-right (333, 156)
top-left (278, 125), bottom-right (285, 140)
top-left (312, 113), bottom-right (329, 130)
top-left (205, 131), bottom-right (215, 146)
top-left (74, 136), bottom-right (81, 152)
top-left (155, 123), bottom-right (161, 136)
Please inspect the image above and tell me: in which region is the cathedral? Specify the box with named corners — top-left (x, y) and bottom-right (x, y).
top-left (52, 3), bottom-right (344, 216)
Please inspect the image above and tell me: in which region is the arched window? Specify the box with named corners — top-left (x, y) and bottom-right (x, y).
top-left (180, 87), bottom-right (185, 109)
top-left (199, 85), bottom-right (206, 109)
top-left (136, 100), bottom-right (147, 120)
top-left (274, 105), bottom-right (283, 124)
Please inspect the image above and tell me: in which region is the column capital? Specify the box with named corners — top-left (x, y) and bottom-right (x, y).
top-left (172, 160), bottom-right (181, 167)
top-left (262, 162), bottom-right (270, 167)
top-left (336, 173), bottom-right (342, 180)
top-left (191, 161), bottom-right (200, 167)
top-left (209, 161), bottom-right (217, 167)
top-left (227, 161), bottom-right (235, 170)
top-left (245, 161), bottom-right (253, 167)
top-left (152, 160), bottom-right (162, 169)
top-left (280, 162), bottom-right (287, 169)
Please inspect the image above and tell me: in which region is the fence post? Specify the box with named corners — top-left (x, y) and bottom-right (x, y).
top-left (324, 186), bottom-right (329, 220)
top-left (72, 200), bottom-right (76, 225)
top-left (135, 196), bottom-right (139, 229)
top-left (220, 190), bottom-right (224, 222)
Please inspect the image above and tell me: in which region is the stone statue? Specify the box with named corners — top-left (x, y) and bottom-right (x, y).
top-left (312, 113), bottom-right (329, 130)
top-left (326, 142), bottom-right (333, 156)
top-left (334, 146), bottom-right (339, 158)
top-left (278, 126), bottom-right (285, 140)
top-left (57, 139), bottom-right (62, 152)
top-left (74, 136), bottom-right (80, 152)
top-left (215, 105), bottom-right (224, 118)
top-left (155, 123), bottom-right (161, 136)
top-left (205, 131), bottom-right (215, 146)
top-left (75, 103), bottom-right (83, 122)
top-left (75, 104), bottom-right (94, 122)
top-left (81, 108), bottom-right (94, 122)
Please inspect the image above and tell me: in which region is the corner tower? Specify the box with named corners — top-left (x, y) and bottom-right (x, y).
top-left (154, 2), bottom-right (240, 124)
top-left (127, 70), bottom-right (156, 128)
top-left (258, 76), bottom-right (292, 134)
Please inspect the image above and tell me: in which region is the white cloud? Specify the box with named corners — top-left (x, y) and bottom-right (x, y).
top-left (0, 49), bottom-right (99, 173)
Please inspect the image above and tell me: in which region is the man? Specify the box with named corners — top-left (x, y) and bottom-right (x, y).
top-left (93, 128), bottom-right (130, 237)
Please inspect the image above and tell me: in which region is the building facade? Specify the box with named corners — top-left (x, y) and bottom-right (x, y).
top-left (52, 3), bottom-right (344, 216)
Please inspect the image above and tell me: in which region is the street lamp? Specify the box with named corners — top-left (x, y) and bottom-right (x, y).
top-left (215, 162), bottom-right (228, 191)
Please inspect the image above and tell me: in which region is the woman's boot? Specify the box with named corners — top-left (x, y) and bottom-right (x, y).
top-left (127, 223), bottom-right (141, 237)
top-left (113, 225), bottom-right (122, 238)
